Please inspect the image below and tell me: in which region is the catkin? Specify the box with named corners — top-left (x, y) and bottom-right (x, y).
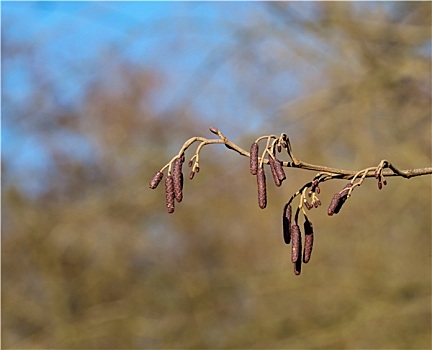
top-left (333, 194), bottom-right (347, 214)
top-left (282, 203), bottom-right (292, 244)
top-left (257, 166), bottom-right (267, 209)
top-left (292, 224), bottom-right (302, 275)
top-left (250, 142), bottom-right (259, 175)
top-left (149, 171), bottom-right (164, 189)
top-left (291, 224), bottom-right (301, 263)
top-left (328, 190), bottom-right (349, 215)
top-left (173, 158), bottom-right (183, 202)
top-left (333, 183), bottom-right (352, 214)
top-left (269, 157), bottom-right (281, 187)
top-left (273, 158), bottom-right (286, 182)
top-left (303, 219), bottom-right (314, 263)
top-left (165, 174), bottom-right (175, 214)
top-left (327, 193), bottom-right (341, 216)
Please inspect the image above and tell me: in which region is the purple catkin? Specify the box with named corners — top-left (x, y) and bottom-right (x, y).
top-left (250, 142), bottom-right (259, 175)
top-left (303, 219), bottom-right (314, 263)
top-left (273, 158), bottom-right (286, 182)
top-left (329, 183), bottom-right (352, 214)
top-left (328, 192), bottom-right (348, 215)
top-left (269, 157), bottom-right (281, 187)
top-left (174, 174), bottom-right (183, 202)
top-left (173, 158), bottom-right (183, 202)
top-left (165, 175), bottom-right (175, 214)
top-left (282, 203), bottom-right (292, 244)
top-left (257, 166), bottom-right (267, 209)
top-left (291, 224), bottom-right (301, 263)
top-left (327, 193), bottom-right (342, 216)
top-left (333, 193), bottom-right (348, 214)
top-left (149, 171), bottom-right (164, 189)
top-left (292, 224), bottom-right (302, 275)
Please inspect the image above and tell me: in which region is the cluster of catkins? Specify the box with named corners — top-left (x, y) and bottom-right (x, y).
top-left (149, 155), bottom-right (186, 213)
top-left (281, 180), bottom-right (356, 275)
top-left (282, 204), bottom-right (314, 276)
top-left (249, 140), bottom-right (314, 275)
top-left (249, 140), bottom-right (359, 275)
top-left (150, 133), bottom-right (388, 276)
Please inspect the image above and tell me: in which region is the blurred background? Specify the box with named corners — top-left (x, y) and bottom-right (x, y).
top-left (2, 2), bottom-right (431, 349)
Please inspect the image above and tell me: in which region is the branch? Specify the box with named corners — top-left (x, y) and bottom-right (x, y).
top-left (196, 128), bottom-right (431, 179)
top-left (149, 127), bottom-right (432, 276)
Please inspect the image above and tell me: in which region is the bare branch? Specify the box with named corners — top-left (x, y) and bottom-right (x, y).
top-left (154, 128), bottom-right (432, 181)
top-left (150, 127), bottom-right (432, 276)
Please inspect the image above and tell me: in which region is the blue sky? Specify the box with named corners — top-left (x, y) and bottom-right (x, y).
top-left (3, 1), bottom-right (303, 118)
top-left (2, 2), bottom-right (309, 195)
top-left (3, 2), bottom-right (235, 105)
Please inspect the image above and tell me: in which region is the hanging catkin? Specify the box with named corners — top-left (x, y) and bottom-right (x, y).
top-left (257, 166), bottom-right (267, 209)
top-left (250, 142), bottom-right (259, 175)
top-left (282, 203), bottom-right (292, 244)
top-left (172, 158), bottom-right (183, 202)
top-left (303, 219), bottom-right (314, 263)
top-left (165, 174), bottom-right (175, 214)
top-left (149, 171), bottom-right (164, 189)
